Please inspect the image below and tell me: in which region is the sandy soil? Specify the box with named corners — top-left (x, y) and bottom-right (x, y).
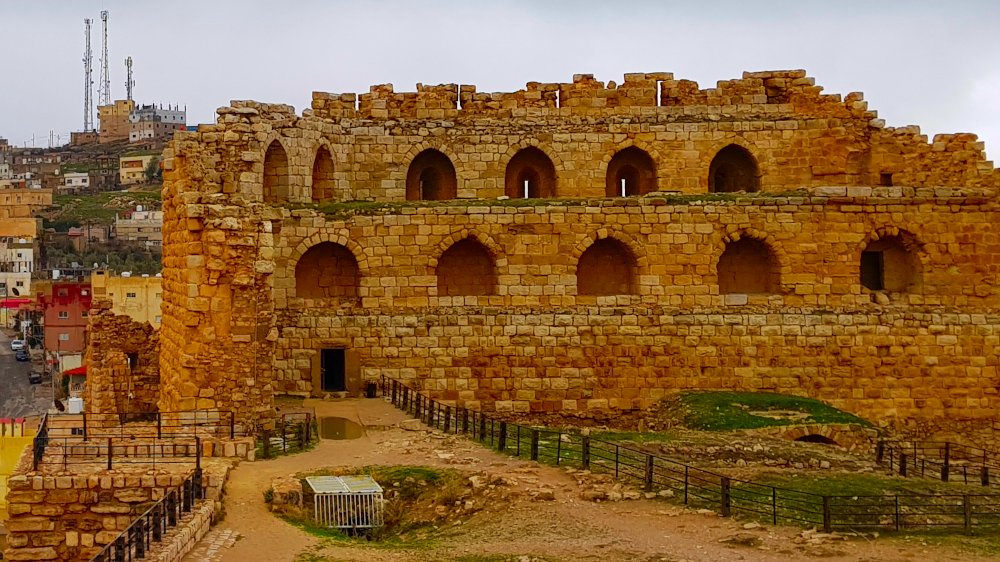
top-left (183, 399), bottom-right (992, 562)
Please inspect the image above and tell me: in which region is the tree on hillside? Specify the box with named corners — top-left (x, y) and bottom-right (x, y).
top-left (145, 156), bottom-right (162, 183)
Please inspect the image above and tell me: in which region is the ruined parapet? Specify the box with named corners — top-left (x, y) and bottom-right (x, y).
top-left (84, 302), bottom-right (160, 418)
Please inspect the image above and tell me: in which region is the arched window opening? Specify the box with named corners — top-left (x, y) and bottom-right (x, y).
top-left (295, 242), bottom-right (360, 300)
top-left (406, 149), bottom-right (457, 201)
top-left (437, 238), bottom-right (497, 296)
top-left (709, 145), bottom-right (760, 193)
top-left (860, 235), bottom-right (919, 292)
top-left (505, 147), bottom-right (556, 198)
top-left (577, 238), bottom-right (637, 296)
top-left (263, 141), bottom-right (289, 204)
top-left (312, 146), bottom-right (335, 203)
top-left (718, 238), bottom-right (779, 294)
top-left (605, 147), bottom-right (656, 197)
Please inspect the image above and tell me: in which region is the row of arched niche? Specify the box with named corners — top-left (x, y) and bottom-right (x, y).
top-left (263, 143), bottom-right (761, 204)
top-left (293, 230), bottom-right (921, 301)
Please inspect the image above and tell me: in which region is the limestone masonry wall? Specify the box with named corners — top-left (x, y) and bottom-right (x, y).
top-left (85, 302), bottom-right (160, 416)
top-left (154, 70), bottom-right (1000, 427)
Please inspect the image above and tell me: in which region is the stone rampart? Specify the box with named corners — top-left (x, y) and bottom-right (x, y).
top-left (151, 70), bottom-right (1000, 427)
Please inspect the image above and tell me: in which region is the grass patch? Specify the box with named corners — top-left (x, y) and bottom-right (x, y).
top-left (676, 391), bottom-right (872, 431)
top-left (289, 190), bottom-right (812, 221)
top-left (48, 190), bottom-right (162, 227)
top-left (274, 465), bottom-right (469, 546)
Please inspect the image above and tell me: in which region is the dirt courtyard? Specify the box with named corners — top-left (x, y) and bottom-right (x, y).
top-left (183, 399), bottom-right (992, 562)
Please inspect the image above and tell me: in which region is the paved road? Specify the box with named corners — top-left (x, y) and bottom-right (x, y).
top-left (0, 330), bottom-right (51, 419)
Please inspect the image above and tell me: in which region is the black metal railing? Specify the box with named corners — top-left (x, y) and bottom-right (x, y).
top-left (39, 436), bottom-right (204, 471)
top-left (45, 409), bottom-right (242, 440)
top-left (89, 467), bottom-right (205, 562)
top-left (380, 376), bottom-right (1000, 533)
top-left (878, 440), bottom-right (1000, 487)
top-left (32, 413), bottom-right (49, 470)
top-left (258, 411), bottom-right (315, 459)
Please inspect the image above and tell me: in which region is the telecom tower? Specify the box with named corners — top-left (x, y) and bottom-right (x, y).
top-left (83, 18), bottom-right (94, 132)
top-left (125, 57), bottom-right (134, 101)
top-left (98, 10), bottom-right (111, 106)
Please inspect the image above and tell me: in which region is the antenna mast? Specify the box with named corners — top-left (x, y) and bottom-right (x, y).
top-left (98, 10), bottom-right (111, 106)
top-left (125, 57), bottom-right (134, 101)
top-left (83, 18), bottom-right (94, 131)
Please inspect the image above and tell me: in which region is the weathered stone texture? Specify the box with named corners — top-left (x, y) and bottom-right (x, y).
top-left (154, 71), bottom-right (1000, 426)
top-left (85, 301), bottom-right (160, 416)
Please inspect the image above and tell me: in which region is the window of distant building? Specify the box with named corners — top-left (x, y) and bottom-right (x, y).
top-left (59, 333), bottom-right (69, 341)
top-left (127, 292), bottom-right (137, 298)
top-left (58, 311), bottom-right (69, 319)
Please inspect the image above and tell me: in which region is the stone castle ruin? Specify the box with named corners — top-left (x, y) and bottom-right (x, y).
top-left (87, 70), bottom-right (1000, 429)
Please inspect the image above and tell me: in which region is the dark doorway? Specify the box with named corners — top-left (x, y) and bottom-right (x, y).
top-left (321, 348), bottom-right (347, 392)
top-left (860, 251), bottom-right (884, 291)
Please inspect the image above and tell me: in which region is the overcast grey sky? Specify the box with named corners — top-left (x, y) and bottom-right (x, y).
top-left (3, 1), bottom-right (999, 161)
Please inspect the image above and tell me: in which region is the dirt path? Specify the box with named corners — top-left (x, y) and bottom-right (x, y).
top-left (185, 399), bottom-right (992, 562)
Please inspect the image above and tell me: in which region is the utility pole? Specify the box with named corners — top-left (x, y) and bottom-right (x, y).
top-left (98, 11), bottom-right (111, 107)
top-left (83, 18), bottom-right (94, 132)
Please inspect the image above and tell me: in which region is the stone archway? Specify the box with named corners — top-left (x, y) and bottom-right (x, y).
top-left (406, 149), bottom-right (457, 201)
top-left (605, 146), bottom-right (657, 197)
top-left (709, 145), bottom-right (760, 193)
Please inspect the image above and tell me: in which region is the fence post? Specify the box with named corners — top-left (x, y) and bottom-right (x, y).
top-left (498, 422), bottom-right (507, 452)
top-left (720, 477), bottom-right (731, 517)
top-left (772, 487), bottom-right (777, 525)
top-left (822, 496), bottom-right (832, 533)
top-left (480, 416), bottom-right (487, 443)
top-left (462, 409), bottom-right (469, 434)
top-left (415, 395), bottom-right (422, 420)
top-left (963, 494), bottom-right (972, 532)
top-left (982, 466), bottom-right (990, 487)
top-left (157, 413), bottom-right (162, 439)
top-left (392, 381), bottom-right (398, 405)
top-left (444, 406), bottom-right (451, 433)
top-left (942, 442), bottom-right (951, 483)
top-left (899, 453), bottom-right (908, 477)
top-left (107, 437), bottom-right (113, 470)
top-left (262, 430), bottom-right (271, 459)
top-left (644, 455), bottom-right (654, 492)
top-left (195, 436), bottom-right (202, 471)
top-left (530, 430), bottom-right (540, 461)
top-left (582, 436), bottom-right (590, 470)
top-left (875, 440), bottom-right (884, 464)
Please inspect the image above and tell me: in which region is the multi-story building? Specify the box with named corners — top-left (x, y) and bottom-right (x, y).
top-left (98, 99), bottom-right (136, 143)
top-left (113, 207), bottom-right (163, 246)
top-left (91, 270), bottom-right (162, 327)
top-left (119, 153), bottom-right (156, 185)
top-left (129, 104), bottom-right (186, 144)
top-left (0, 187), bottom-right (52, 219)
top-left (89, 154), bottom-right (119, 191)
top-left (39, 282), bottom-right (92, 371)
top-left (11, 150), bottom-right (61, 189)
top-left (60, 172), bottom-right (90, 193)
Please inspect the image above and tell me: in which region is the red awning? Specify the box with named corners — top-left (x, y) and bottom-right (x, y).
top-left (1, 298), bottom-right (32, 309)
top-left (64, 365), bottom-right (87, 376)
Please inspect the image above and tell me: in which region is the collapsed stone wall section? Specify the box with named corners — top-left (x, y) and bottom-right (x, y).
top-left (85, 302), bottom-right (160, 417)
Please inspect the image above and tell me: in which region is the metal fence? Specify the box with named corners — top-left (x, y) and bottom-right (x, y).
top-left (380, 376), bottom-right (1000, 533)
top-left (258, 411), bottom-right (315, 459)
top-left (89, 468), bottom-right (205, 562)
top-left (46, 409), bottom-right (242, 440)
top-left (878, 440), bottom-right (1000, 487)
top-left (33, 410), bottom-right (226, 470)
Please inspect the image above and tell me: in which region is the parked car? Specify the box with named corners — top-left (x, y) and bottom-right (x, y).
top-left (10, 339), bottom-right (26, 351)
top-left (28, 371), bottom-right (42, 384)
top-left (14, 349), bottom-right (29, 361)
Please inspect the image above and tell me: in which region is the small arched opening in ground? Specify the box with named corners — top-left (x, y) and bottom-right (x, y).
top-left (577, 238), bottom-right (638, 296)
top-left (795, 434), bottom-right (839, 446)
top-left (263, 140), bottom-right (290, 204)
top-left (860, 234), bottom-right (921, 292)
top-left (606, 147), bottom-right (657, 197)
top-left (295, 242), bottom-right (360, 300)
top-left (505, 147), bottom-right (556, 198)
top-left (406, 149), bottom-right (457, 201)
top-left (312, 146), bottom-right (335, 202)
top-left (717, 238), bottom-right (779, 294)
top-left (437, 238), bottom-right (497, 296)
top-left (709, 145), bottom-right (760, 193)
